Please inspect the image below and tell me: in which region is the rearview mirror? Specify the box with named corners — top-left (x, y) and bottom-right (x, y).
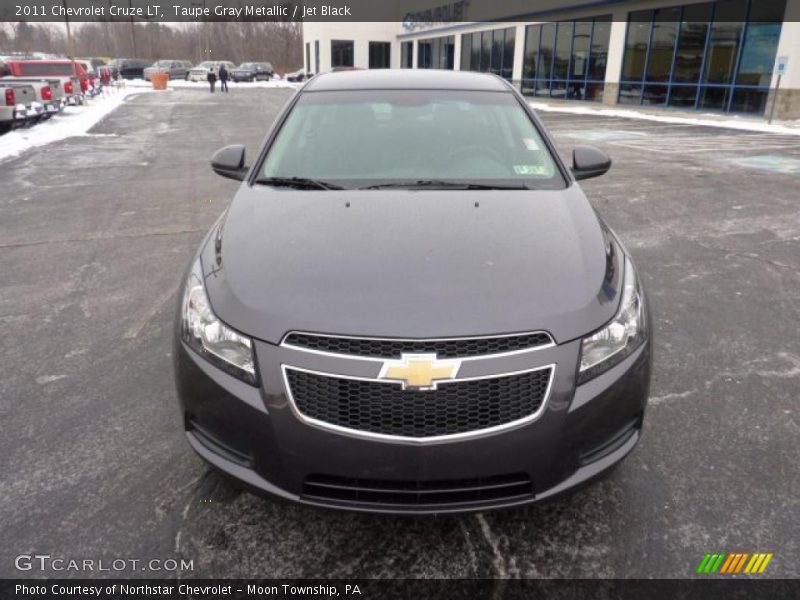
top-left (211, 145), bottom-right (247, 181)
top-left (571, 146), bottom-right (611, 181)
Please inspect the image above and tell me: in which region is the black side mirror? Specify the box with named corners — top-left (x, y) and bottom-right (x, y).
top-left (211, 145), bottom-right (247, 181)
top-left (572, 146), bottom-right (612, 181)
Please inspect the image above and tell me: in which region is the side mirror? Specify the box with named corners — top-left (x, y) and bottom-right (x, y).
top-left (571, 146), bottom-right (612, 181)
top-left (211, 145), bottom-right (247, 181)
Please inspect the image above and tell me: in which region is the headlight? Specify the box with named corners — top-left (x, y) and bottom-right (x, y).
top-left (180, 259), bottom-right (257, 385)
top-left (578, 258), bottom-right (647, 384)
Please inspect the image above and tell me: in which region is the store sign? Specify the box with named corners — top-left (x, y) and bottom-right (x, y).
top-left (402, 0), bottom-right (470, 31)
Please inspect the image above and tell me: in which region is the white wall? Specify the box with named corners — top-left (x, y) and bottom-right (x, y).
top-left (302, 22), bottom-right (401, 72)
top-left (773, 0), bottom-right (800, 89)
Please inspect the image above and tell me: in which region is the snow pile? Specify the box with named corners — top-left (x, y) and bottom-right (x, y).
top-left (0, 88), bottom-right (155, 162)
top-left (529, 100), bottom-right (800, 136)
top-left (126, 78), bottom-right (301, 90)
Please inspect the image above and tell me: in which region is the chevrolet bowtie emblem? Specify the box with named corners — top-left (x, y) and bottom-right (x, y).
top-left (378, 353), bottom-right (460, 390)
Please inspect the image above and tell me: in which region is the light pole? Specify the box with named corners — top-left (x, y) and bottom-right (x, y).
top-left (61, 0), bottom-right (78, 78)
top-left (129, 0), bottom-right (138, 57)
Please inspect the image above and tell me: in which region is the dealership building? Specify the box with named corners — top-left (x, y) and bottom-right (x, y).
top-left (302, 0), bottom-right (800, 119)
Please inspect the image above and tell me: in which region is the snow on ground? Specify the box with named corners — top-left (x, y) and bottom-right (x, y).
top-left (529, 100), bottom-right (800, 136)
top-left (126, 78), bottom-right (301, 90)
top-left (0, 88), bottom-right (156, 162)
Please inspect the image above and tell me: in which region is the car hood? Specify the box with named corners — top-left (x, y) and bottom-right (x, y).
top-left (200, 186), bottom-right (623, 345)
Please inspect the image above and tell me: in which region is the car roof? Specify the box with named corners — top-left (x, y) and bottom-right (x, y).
top-left (304, 69), bottom-right (510, 92)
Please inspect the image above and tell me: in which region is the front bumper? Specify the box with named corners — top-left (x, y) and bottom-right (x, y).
top-left (174, 331), bottom-right (651, 514)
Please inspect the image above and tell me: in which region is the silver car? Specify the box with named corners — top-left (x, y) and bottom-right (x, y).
top-left (144, 60), bottom-right (194, 81)
top-left (187, 61), bottom-right (236, 83)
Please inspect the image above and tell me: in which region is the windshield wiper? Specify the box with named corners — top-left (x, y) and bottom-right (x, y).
top-left (254, 176), bottom-right (344, 190)
top-left (360, 180), bottom-right (530, 190)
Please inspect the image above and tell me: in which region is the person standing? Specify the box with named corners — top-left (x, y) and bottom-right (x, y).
top-left (207, 66), bottom-right (217, 93)
top-left (219, 64), bottom-right (229, 93)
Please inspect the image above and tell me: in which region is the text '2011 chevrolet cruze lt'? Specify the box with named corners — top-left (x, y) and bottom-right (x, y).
top-left (174, 70), bottom-right (651, 514)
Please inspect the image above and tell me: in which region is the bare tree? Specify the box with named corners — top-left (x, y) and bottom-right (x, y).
top-left (1, 21), bottom-right (302, 72)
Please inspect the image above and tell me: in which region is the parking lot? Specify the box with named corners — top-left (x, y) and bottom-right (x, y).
top-left (1, 88), bottom-right (798, 578)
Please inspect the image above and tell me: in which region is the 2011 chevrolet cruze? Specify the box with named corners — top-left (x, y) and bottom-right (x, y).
top-left (174, 70), bottom-right (651, 514)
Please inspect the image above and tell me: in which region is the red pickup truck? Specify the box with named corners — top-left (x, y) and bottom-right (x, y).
top-left (3, 60), bottom-right (94, 104)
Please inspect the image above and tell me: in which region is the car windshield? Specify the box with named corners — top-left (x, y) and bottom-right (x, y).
top-left (239, 63), bottom-right (255, 69)
top-left (197, 62), bottom-right (214, 69)
top-left (154, 60), bottom-right (172, 67)
top-left (19, 63), bottom-right (73, 76)
top-left (259, 89), bottom-right (564, 190)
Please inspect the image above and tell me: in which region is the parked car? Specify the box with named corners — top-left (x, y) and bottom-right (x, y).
top-left (187, 61), bottom-right (236, 82)
top-left (173, 70), bottom-right (652, 514)
top-left (1, 79), bottom-right (60, 120)
top-left (285, 68), bottom-right (312, 82)
top-left (0, 61), bottom-right (65, 116)
top-left (0, 82), bottom-right (36, 134)
top-left (2, 60), bottom-right (86, 105)
top-left (74, 60), bottom-right (102, 96)
top-left (78, 57), bottom-right (108, 74)
top-left (230, 62), bottom-right (274, 82)
top-left (105, 58), bottom-right (152, 80)
top-left (144, 60), bottom-right (194, 81)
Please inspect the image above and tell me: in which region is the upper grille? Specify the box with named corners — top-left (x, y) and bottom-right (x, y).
top-left (283, 331), bottom-right (553, 359)
top-left (285, 367), bottom-right (553, 439)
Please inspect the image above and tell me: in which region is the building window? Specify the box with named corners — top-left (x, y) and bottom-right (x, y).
top-left (460, 34), bottom-right (471, 71)
top-left (417, 36), bottom-right (455, 69)
top-left (369, 42), bottom-right (391, 69)
top-left (401, 42), bottom-right (414, 68)
top-left (618, 0), bottom-right (786, 114)
top-left (331, 40), bottom-right (354, 68)
top-left (522, 16), bottom-right (611, 101)
top-left (460, 27), bottom-right (516, 81)
top-left (503, 28), bottom-right (515, 80)
top-left (305, 42), bottom-right (311, 74)
top-left (314, 41), bottom-right (320, 74)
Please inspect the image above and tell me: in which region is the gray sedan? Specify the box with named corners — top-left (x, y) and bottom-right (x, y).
top-left (173, 70), bottom-right (652, 514)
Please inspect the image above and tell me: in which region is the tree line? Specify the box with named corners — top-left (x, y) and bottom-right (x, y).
top-left (0, 21), bottom-right (303, 72)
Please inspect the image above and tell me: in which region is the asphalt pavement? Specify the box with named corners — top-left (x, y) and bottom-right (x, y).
top-left (1, 87), bottom-right (798, 579)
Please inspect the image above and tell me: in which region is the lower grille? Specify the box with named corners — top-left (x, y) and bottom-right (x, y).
top-left (303, 473), bottom-right (533, 508)
top-left (285, 366), bottom-right (553, 440)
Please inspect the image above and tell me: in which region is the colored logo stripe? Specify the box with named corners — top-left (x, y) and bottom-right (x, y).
top-left (697, 552), bottom-right (773, 574)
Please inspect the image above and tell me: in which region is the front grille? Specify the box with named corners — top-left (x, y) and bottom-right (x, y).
top-left (283, 331), bottom-right (553, 359)
top-left (285, 367), bottom-right (552, 439)
top-left (303, 472), bottom-right (533, 508)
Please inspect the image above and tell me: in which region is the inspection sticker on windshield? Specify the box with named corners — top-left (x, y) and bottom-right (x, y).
top-left (514, 165), bottom-right (549, 176)
top-left (522, 137), bottom-right (540, 151)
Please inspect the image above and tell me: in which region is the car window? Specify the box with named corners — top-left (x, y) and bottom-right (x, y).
top-left (19, 63), bottom-right (73, 76)
top-left (259, 89), bottom-right (564, 189)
